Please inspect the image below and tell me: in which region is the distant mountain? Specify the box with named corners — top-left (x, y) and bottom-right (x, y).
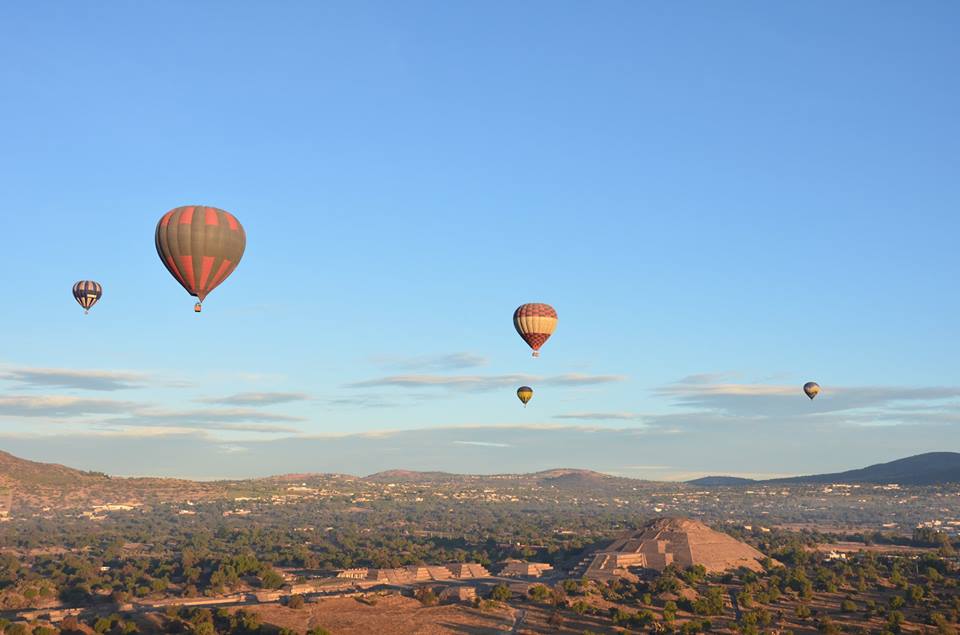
top-left (533, 468), bottom-right (609, 479)
top-left (685, 453), bottom-right (960, 487)
top-left (4, 447), bottom-right (958, 497)
top-left (361, 467), bottom-right (618, 487)
top-left (766, 452), bottom-right (960, 486)
top-left (0, 450), bottom-right (107, 489)
top-left (363, 469), bottom-right (460, 482)
top-left (687, 476), bottom-right (756, 486)
top-left (533, 468), bottom-right (615, 487)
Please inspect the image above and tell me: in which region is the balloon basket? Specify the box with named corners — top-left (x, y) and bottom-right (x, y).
top-left (532, 351), bottom-right (539, 358)
top-left (194, 303), bottom-right (202, 313)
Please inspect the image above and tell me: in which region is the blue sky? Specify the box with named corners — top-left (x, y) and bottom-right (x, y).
top-left (0, 2), bottom-right (958, 479)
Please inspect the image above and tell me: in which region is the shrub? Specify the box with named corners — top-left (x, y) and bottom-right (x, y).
top-left (287, 594), bottom-right (305, 609)
top-left (528, 585), bottom-right (551, 602)
top-left (490, 584), bottom-right (511, 602)
top-left (414, 587), bottom-right (438, 606)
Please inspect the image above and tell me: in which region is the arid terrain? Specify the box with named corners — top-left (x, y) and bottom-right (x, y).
top-left (2, 451), bottom-right (960, 634)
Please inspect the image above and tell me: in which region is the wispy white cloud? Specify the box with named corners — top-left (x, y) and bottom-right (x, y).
top-left (554, 412), bottom-right (643, 421)
top-left (0, 367), bottom-right (146, 391)
top-left (101, 407), bottom-right (304, 434)
top-left (453, 440), bottom-right (513, 448)
top-left (217, 444), bottom-right (250, 454)
top-left (372, 352), bottom-right (488, 371)
top-left (0, 395), bottom-right (137, 417)
top-left (670, 372), bottom-right (740, 386)
top-left (198, 392), bottom-right (311, 406)
top-left (324, 395), bottom-right (399, 409)
top-left (654, 374), bottom-right (960, 419)
top-left (348, 373), bottom-right (624, 392)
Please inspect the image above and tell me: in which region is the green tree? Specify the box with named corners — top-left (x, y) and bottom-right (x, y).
top-left (259, 569), bottom-right (284, 590)
top-left (663, 600), bottom-right (678, 623)
top-left (528, 585), bottom-right (551, 602)
top-left (887, 610), bottom-right (905, 634)
top-left (490, 584), bottom-right (511, 602)
top-left (906, 585), bottom-right (924, 605)
top-left (817, 617), bottom-right (841, 634)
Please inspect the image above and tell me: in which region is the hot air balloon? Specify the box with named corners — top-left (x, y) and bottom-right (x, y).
top-left (803, 382), bottom-right (821, 400)
top-left (155, 206), bottom-right (246, 312)
top-left (72, 281), bottom-right (102, 314)
top-left (513, 303), bottom-right (557, 357)
top-left (517, 386), bottom-right (533, 407)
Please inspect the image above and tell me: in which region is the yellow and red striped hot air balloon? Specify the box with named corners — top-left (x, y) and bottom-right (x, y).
top-left (513, 303), bottom-right (557, 357)
top-left (517, 386), bottom-right (533, 407)
top-left (155, 206), bottom-right (246, 312)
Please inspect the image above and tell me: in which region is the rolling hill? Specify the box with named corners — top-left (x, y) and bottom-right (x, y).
top-left (3, 448), bottom-right (959, 504)
top-left (687, 476), bottom-right (756, 486)
top-left (0, 449), bottom-right (107, 489)
top-left (686, 452), bottom-right (960, 486)
top-left (767, 452), bottom-right (960, 485)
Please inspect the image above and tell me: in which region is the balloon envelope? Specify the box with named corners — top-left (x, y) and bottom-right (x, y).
top-left (513, 303), bottom-right (557, 357)
top-left (72, 281), bottom-right (102, 313)
top-left (517, 386), bottom-right (534, 406)
top-left (803, 382), bottom-right (821, 400)
top-left (155, 206), bottom-right (246, 305)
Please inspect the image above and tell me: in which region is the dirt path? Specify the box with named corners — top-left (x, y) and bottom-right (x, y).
top-left (510, 608), bottom-right (527, 634)
top-left (728, 588), bottom-right (742, 621)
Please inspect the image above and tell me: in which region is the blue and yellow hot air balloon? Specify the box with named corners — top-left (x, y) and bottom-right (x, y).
top-left (517, 386), bottom-right (534, 407)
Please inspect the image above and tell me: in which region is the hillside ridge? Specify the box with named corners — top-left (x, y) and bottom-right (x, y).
top-left (2, 450), bottom-right (957, 489)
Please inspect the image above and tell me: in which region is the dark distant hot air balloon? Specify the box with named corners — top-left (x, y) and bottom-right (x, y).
top-left (513, 303), bottom-right (557, 357)
top-left (72, 281), bottom-right (102, 314)
top-left (155, 206), bottom-right (246, 312)
top-left (517, 386), bottom-right (533, 407)
top-left (803, 382), bottom-right (821, 400)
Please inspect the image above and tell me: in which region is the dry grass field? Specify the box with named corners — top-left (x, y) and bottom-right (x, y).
top-left (236, 595), bottom-right (518, 635)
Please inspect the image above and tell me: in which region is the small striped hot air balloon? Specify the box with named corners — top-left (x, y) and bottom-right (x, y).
top-left (517, 386), bottom-right (533, 407)
top-left (155, 206), bottom-right (246, 312)
top-left (803, 382), bottom-right (821, 400)
top-left (72, 281), bottom-right (102, 314)
top-left (513, 303), bottom-right (557, 357)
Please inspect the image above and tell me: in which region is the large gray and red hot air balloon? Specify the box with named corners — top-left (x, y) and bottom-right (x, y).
top-left (155, 206), bottom-right (246, 312)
